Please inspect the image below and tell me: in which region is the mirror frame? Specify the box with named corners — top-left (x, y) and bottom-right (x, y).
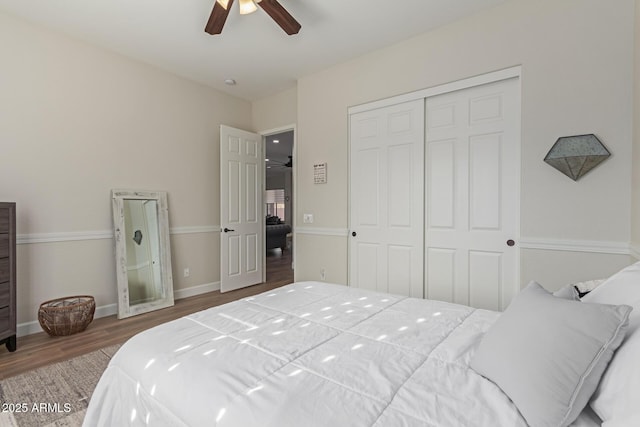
top-left (112, 189), bottom-right (174, 319)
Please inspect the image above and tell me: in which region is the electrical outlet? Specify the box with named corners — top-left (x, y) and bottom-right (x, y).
top-left (320, 267), bottom-right (326, 281)
top-left (183, 268), bottom-right (190, 278)
top-left (303, 213), bottom-right (314, 224)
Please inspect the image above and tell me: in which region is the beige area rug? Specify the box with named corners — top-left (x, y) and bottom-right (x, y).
top-left (0, 345), bottom-right (120, 427)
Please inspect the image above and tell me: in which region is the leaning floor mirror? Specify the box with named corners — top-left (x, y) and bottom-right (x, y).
top-left (112, 189), bottom-right (174, 319)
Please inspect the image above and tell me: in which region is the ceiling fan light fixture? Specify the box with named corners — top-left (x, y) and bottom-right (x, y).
top-left (205, 0), bottom-right (301, 36)
top-left (239, 0), bottom-right (258, 15)
top-left (216, 0), bottom-right (230, 9)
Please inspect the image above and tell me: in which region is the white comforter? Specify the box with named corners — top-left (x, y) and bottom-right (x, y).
top-left (84, 282), bottom-right (599, 426)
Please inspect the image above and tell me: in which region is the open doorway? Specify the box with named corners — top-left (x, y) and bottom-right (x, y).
top-left (264, 129), bottom-right (294, 285)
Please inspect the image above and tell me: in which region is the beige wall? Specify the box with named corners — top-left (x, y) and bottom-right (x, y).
top-left (0, 12), bottom-right (252, 331)
top-left (295, 0), bottom-right (636, 288)
top-left (252, 87), bottom-right (297, 133)
top-left (633, 0), bottom-right (640, 255)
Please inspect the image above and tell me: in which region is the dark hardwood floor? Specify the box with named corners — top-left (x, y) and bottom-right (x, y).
top-left (0, 249), bottom-right (293, 380)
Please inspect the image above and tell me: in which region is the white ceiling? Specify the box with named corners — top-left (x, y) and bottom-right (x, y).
top-left (0, 0), bottom-right (509, 101)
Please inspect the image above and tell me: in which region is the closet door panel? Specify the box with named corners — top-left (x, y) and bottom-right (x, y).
top-left (425, 78), bottom-right (520, 311)
top-left (349, 100), bottom-right (424, 297)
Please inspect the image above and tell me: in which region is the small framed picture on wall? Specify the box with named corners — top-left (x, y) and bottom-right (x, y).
top-left (314, 162), bottom-right (327, 184)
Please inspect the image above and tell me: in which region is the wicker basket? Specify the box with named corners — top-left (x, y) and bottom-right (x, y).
top-left (38, 296), bottom-right (96, 336)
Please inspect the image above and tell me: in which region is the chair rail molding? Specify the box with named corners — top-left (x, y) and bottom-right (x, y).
top-left (295, 227), bottom-right (349, 237)
top-left (17, 226), bottom-right (221, 245)
top-left (292, 232), bottom-right (632, 254)
top-left (519, 237), bottom-right (631, 255)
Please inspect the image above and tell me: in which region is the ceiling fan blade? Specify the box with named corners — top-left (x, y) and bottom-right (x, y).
top-left (205, 0), bottom-right (234, 35)
top-left (257, 0), bottom-right (301, 35)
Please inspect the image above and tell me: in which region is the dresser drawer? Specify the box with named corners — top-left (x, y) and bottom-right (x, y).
top-left (0, 282), bottom-right (8, 308)
top-left (0, 208), bottom-right (9, 234)
top-left (0, 306), bottom-right (8, 332)
top-left (0, 234), bottom-right (8, 258)
top-left (0, 258), bottom-right (9, 283)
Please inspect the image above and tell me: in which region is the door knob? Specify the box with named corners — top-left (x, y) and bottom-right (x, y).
top-left (223, 228), bottom-right (235, 233)
top-left (352, 231), bottom-right (357, 237)
top-left (506, 239), bottom-right (515, 247)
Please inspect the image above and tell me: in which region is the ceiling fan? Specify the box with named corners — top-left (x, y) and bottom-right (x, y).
top-left (269, 155), bottom-right (293, 169)
top-left (205, 0), bottom-right (301, 36)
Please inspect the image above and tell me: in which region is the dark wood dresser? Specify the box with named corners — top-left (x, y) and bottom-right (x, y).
top-left (0, 202), bottom-right (16, 352)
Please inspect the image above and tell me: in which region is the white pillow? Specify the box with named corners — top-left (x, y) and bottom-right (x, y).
top-left (573, 279), bottom-right (605, 295)
top-left (471, 281), bottom-right (631, 427)
top-left (552, 284), bottom-right (580, 300)
top-left (581, 261), bottom-right (640, 424)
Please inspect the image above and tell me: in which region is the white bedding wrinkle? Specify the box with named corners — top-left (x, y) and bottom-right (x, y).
top-left (83, 282), bottom-right (599, 427)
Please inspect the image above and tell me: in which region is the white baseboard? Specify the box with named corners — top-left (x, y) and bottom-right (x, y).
top-left (95, 303), bottom-right (118, 318)
top-left (16, 320), bottom-right (45, 337)
top-left (17, 281), bottom-right (222, 337)
top-left (630, 244), bottom-right (640, 260)
top-left (173, 281), bottom-right (221, 299)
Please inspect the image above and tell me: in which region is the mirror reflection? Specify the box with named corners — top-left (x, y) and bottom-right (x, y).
top-left (124, 199), bottom-right (162, 305)
top-left (112, 190), bottom-right (174, 319)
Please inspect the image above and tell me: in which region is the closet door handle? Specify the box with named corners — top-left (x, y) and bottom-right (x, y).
top-left (223, 228), bottom-right (235, 233)
top-left (352, 231), bottom-right (357, 237)
top-left (506, 239), bottom-right (515, 247)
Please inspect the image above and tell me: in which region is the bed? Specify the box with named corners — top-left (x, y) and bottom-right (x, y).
top-left (84, 263), bottom-right (640, 427)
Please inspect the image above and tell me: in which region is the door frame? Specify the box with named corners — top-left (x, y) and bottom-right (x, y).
top-left (347, 66), bottom-right (521, 304)
top-left (259, 124), bottom-right (297, 282)
top-left (349, 66), bottom-right (522, 115)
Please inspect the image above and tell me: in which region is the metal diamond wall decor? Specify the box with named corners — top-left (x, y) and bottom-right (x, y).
top-left (544, 134), bottom-right (610, 181)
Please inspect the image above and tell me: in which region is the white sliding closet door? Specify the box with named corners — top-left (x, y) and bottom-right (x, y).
top-left (425, 78), bottom-right (520, 311)
top-left (349, 99), bottom-right (424, 297)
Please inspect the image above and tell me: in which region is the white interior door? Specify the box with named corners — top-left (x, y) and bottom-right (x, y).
top-left (425, 77), bottom-right (520, 310)
top-left (220, 125), bottom-right (263, 292)
top-left (349, 99), bottom-right (424, 297)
